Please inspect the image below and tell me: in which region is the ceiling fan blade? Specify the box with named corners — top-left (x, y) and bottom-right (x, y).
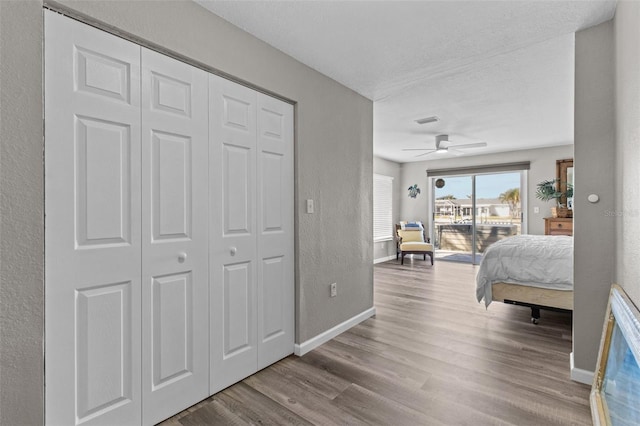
top-left (447, 148), bottom-right (465, 156)
top-left (415, 151), bottom-right (438, 157)
top-left (451, 142), bottom-right (487, 149)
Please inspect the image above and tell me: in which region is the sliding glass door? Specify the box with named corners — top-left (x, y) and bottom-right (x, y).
top-left (475, 172), bottom-right (523, 257)
top-left (431, 171), bottom-right (525, 265)
top-left (433, 176), bottom-right (476, 262)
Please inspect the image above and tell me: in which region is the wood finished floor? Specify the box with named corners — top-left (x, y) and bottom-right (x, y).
top-left (160, 259), bottom-right (592, 425)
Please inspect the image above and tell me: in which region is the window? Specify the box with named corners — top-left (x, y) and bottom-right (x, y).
top-left (373, 174), bottom-right (393, 241)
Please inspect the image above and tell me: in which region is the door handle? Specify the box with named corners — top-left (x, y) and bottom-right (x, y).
top-left (230, 246), bottom-right (237, 256)
top-left (178, 252), bottom-right (187, 263)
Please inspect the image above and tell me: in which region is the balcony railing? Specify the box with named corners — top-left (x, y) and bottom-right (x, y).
top-left (434, 217), bottom-right (521, 253)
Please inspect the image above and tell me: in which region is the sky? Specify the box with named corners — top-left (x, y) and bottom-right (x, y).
top-left (433, 172), bottom-right (520, 200)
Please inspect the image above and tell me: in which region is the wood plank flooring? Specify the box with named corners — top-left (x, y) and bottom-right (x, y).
top-left (160, 259), bottom-right (592, 425)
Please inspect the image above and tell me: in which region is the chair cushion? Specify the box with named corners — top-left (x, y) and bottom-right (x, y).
top-left (400, 242), bottom-right (434, 252)
top-left (397, 229), bottom-right (424, 242)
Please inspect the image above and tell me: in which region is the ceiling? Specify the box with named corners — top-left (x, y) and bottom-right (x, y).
top-left (196, 0), bottom-right (616, 163)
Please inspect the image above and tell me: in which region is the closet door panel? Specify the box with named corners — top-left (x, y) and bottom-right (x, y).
top-left (141, 48), bottom-right (209, 425)
top-left (75, 282), bottom-right (134, 420)
top-left (45, 11), bottom-right (142, 426)
top-left (209, 74), bottom-right (258, 394)
top-left (256, 95), bottom-right (295, 368)
top-left (223, 262), bottom-right (253, 354)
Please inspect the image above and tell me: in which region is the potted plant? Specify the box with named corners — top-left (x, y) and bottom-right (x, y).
top-left (535, 179), bottom-right (574, 218)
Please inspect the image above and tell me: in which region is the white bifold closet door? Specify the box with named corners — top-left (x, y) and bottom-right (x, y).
top-left (209, 76), bottom-right (258, 392)
top-left (209, 75), bottom-right (294, 393)
top-left (255, 94), bottom-right (294, 370)
top-left (45, 11), bottom-right (209, 426)
top-left (45, 11), bottom-right (143, 425)
top-left (140, 48), bottom-right (209, 425)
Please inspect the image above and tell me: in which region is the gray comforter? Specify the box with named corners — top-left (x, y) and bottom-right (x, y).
top-left (476, 234), bottom-right (573, 307)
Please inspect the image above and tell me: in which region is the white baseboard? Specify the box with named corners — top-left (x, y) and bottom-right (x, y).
top-left (570, 352), bottom-right (594, 385)
top-left (294, 307), bottom-right (376, 356)
top-left (374, 255), bottom-right (396, 264)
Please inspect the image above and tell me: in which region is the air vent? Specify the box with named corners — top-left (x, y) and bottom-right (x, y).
top-left (415, 116), bottom-right (440, 125)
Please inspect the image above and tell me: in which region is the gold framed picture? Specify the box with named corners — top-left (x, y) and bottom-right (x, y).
top-left (591, 284), bottom-right (640, 425)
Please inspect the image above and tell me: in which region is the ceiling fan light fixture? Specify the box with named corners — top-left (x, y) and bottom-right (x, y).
top-left (435, 148), bottom-right (447, 154)
top-left (415, 116), bottom-right (440, 125)
top-left (435, 134), bottom-right (449, 144)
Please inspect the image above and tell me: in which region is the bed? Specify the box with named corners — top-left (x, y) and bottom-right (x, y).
top-left (476, 234), bottom-right (573, 323)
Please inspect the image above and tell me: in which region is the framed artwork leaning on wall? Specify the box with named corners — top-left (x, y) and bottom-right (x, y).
top-left (591, 284), bottom-right (640, 425)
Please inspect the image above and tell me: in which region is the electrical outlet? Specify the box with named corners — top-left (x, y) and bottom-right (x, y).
top-left (330, 282), bottom-right (337, 297)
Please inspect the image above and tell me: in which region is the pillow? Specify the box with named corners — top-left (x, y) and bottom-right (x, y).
top-left (400, 221), bottom-right (423, 230)
top-left (397, 229), bottom-right (424, 242)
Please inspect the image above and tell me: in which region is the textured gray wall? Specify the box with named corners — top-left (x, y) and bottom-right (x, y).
top-left (0, 1), bottom-right (45, 425)
top-left (399, 145), bottom-right (574, 236)
top-left (1, 0), bottom-right (373, 422)
top-left (615, 1), bottom-right (640, 310)
top-left (373, 156), bottom-right (401, 262)
top-left (574, 20), bottom-right (616, 372)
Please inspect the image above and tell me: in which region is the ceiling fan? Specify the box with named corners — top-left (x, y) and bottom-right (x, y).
top-left (403, 134), bottom-right (487, 157)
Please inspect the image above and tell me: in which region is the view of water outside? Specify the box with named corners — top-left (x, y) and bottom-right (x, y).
top-left (433, 172), bottom-right (522, 263)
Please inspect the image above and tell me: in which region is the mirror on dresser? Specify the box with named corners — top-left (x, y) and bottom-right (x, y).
top-left (544, 159), bottom-right (574, 236)
top-left (557, 158), bottom-right (574, 210)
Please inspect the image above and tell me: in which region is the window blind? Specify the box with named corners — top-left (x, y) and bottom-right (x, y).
top-left (373, 174), bottom-right (394, 241)
top-left (426, 161), bottom-right (530, 177)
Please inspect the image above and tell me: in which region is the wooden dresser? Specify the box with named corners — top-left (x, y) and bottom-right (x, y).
top-left (544, 217), bottom-right (573, 236)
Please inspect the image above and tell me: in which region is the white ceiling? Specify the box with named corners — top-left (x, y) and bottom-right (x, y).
top-left (196, 0), bottom-right (616, 163)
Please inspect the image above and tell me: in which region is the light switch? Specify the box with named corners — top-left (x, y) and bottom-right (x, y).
top-left (534, 206), bottom-right (539, 214)
top-left (306, 199), bottom-right (314, 214)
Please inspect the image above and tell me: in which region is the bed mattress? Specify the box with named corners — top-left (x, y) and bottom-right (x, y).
top-left (476, 234), bottom-right (573, 307)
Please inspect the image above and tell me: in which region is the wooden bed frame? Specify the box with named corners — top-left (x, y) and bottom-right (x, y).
top-left (491, 282), bottom-right (573, 324)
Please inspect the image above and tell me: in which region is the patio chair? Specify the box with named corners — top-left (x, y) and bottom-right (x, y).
top-left (395, 223), bottom-right (434, 265)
